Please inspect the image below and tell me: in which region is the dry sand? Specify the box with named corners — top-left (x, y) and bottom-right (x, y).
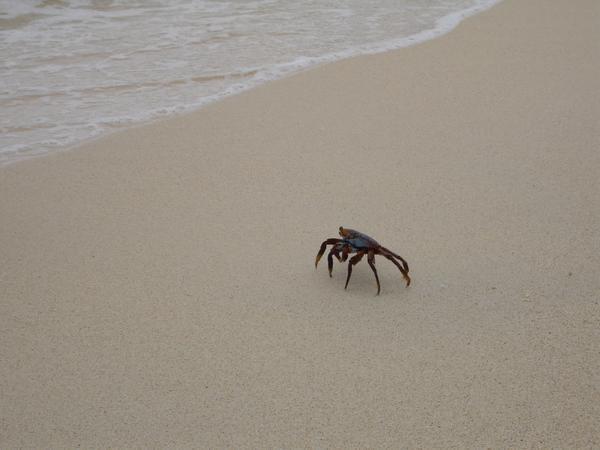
top-left (1, 0), bottom-right (599, 447)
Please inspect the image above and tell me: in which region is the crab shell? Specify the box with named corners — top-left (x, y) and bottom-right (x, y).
top-left (338, 226), bottom-right (380, 249)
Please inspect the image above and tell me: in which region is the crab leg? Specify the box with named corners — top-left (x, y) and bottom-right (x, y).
top-left (367, 250), bottom-right (381, 295)
top-left (315, 238), bottom-right (342, 268)
top-left (381, 254), bottom-right (411, 287)
top-left (327, 248), bottom-right (339, 277)
top-left (380, 246), bottom-right (409, 273)
top-left (341, 244), bottom-right (351, 262)
top-left (332, 247), bottom-right (344, 262)
top-left (344, 250), bottom-right (366, 290)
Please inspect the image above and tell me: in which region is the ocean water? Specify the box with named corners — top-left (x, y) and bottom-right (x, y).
top-left (0, 0), bottom-right (500, 166)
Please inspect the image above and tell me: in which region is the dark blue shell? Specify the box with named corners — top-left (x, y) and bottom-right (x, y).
top-left (343, 229), bottom-right (379, 249)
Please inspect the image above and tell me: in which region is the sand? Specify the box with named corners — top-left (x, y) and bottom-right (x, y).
top-left (1, 0), bottom-right (599, 447)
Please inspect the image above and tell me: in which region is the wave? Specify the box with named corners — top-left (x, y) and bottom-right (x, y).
top-left (0, 0), bottom-right (503, 166)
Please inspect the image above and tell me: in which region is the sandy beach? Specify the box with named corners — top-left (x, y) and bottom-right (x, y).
top-left (1, 0), bottom-right (599, 447)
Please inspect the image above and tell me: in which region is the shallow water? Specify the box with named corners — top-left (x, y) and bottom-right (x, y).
top-left (0, 0), bottom-right (499, 165)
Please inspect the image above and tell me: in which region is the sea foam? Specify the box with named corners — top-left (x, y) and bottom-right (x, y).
top-left (0, 0), bottom-right (501, 166)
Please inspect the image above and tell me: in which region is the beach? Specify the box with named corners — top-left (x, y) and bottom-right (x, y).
top-left (1, 0), bottom-right (599, 446)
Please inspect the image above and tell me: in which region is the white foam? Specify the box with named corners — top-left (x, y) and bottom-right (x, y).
top-left (1, 0), bottom-right (503, 167)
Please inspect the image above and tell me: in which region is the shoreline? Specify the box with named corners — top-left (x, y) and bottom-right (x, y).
top-left (1, 0), bottom-right (599, 447)
top-left (1, 0), bottom-right (503, 168)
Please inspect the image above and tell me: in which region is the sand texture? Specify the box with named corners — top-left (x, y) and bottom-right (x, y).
top-left (1, 0), bottom-right (599, 447)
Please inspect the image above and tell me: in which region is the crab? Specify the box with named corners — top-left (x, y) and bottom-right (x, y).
top-left (315, 226), bottom-right (411, 295)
